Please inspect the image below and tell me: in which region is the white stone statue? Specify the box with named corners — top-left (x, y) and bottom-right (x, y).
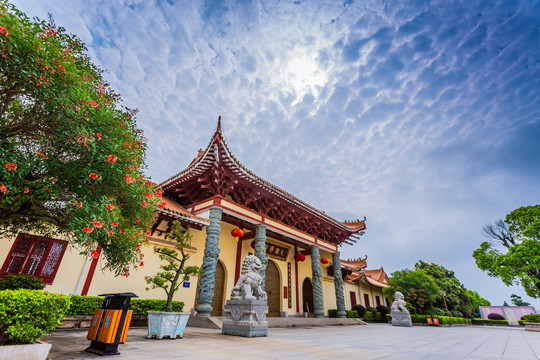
top-left (391, 291), bottom-right (408, 312)
top-left (230, 255), bottom-right (267, 301)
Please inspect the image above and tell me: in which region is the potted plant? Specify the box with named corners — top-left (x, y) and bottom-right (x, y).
top-left (145, 221), bottom-right (201, 339)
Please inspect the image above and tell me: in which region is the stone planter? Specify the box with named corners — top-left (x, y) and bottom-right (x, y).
top-left (524, 322), bottom-right (540, 332)
top-left (0, 341), bottom-right (52, 360)
top-left (147, 311), bottom-right (190, 339)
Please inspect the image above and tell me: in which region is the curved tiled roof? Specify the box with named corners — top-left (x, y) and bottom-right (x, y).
top-left (158, 197), bottom-right (209, 226)
top-left (159, 118), bottom-right (367, 237)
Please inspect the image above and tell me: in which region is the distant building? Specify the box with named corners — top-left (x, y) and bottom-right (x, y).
top-left (480, 306), bottom-right (536, 326)
top-left (340, 257), bottom-right (390, 308)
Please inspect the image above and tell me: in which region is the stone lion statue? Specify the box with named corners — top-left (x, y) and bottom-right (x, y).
top-left (231, 255), bottom-right (267, 301)
top-left (391, 291), bottom-right (408, 312)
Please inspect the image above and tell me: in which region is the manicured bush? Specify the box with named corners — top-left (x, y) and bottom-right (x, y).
top-left (518, 320), bottom-right (525, 326)
top-left (472, 319), bottom-right (509, 326)
top-left (487, 313), bottom-right (505, 320)
top-left (0, 274), bottom-right (45, 290)
top-left (411, 314), bottom-right (428, 323)
top-left (366, 306), bottom-right (377, 313)
top-left (130, 298), bottom-right (184, 315)
top-left (376, 305), bottom-right (389, 315)
top-left (65, 295), bottom-right (103, 315)
top-left (386, 314), bottom-right (392, 322)
top-left (352, 304), bottom-right (366, 317)
top-left (63, 295), bottom-right (184, 315)
top-left (523, 314), bottom-right (540, 323)
top-left (0, 290), bottom-right (71, 345)
top-left (327, 309), bottom-right (358, 318)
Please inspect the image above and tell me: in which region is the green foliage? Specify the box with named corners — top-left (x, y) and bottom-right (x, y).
top-left (0, 274), bottom-right (45, 290)
top-left (523, 314), bottom-right (540, 323)
top-left (474, 205), bottom-right (540, 298)
top-left (129, 299), bottom-right (184, 315)
top-left (465, 289), bottom-right (491, 313)
top-left (471, 319), bottom-right (509, 326)
top-left (65, 295), bottom-right (103, 315)
top-left (351, 304), bottom-right (366, 317)
top-left (0, 289), bottom-right (70, 345)
top-left (409, 314), bottom-right (472, 325)
top-left (414, 261), bottom-right (475, 317)
top-left (383, 268), bottom-right (440, 314)
top-left (510, 294), bottom-right (530, 306)
top-left (327, 309), bottom-right (358, 318)
top-left (64, 295), bottom-right (185, 315)
top-left (145, 221), bottom-right (201, 312)
top-left (0, 1), bottom-right (161, 276)
top-left (424, 306), bottom-right (446, 316)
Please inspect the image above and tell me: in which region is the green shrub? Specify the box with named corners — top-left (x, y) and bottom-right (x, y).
top-left (0, 274), bottom-right (45, 290)
top-left (63, 295), bottom-right (185, 316)
top-left (327, 309), bottom-right (358, 318)
top-left (366, 306), bottom-right (377, 313)
top-left (523, 314), bottom-right (540, 323)
top-left (65, 295), bottom-right (103, 315)
top-left (471, 319), bottom-right (509, 326)
top-left (0, 290), bottom-right (71, 345)
top-left (351, 304), bottom-right (366, 317)
top-left (386, 314), bottom-right (392, 322)
top-left (130, 298), bottom-right (184, 315)
top-left (411, 314), bottom-right (428, 323)
top-left (518, 320), bottom-right (525, 326)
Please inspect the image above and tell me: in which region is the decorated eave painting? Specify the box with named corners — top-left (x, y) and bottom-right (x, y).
top-left (158, 117), bottom-right (366, 247)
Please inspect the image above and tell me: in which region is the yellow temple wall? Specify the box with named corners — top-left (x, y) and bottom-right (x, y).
top-left (343, 282), bottom-right (359, 309)
top-left (1, 224), bottom-right (345, 317)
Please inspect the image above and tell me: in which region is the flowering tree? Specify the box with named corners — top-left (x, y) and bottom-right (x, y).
top-left (383, 269), bottom-right (440, 314)
top-left (0, 2), bottom-right (165, 275)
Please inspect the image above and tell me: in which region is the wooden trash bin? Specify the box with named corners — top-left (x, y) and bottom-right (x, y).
top-left (85, 292), bottom-right (138, 356)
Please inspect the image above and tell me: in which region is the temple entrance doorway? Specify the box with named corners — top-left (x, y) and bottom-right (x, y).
top-left (265, 260), bottom-right (280, 317)
top-left (302, 278), bottom-right (314, 316)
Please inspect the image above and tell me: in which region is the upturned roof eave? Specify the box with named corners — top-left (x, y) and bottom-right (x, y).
top-left (157, 119), bottom-right (366, 234)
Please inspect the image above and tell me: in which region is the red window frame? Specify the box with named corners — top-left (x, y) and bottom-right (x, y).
top-left (1, 233), bottom-right (68, 284)
top-left (350, 291), bottom-right (357, 307)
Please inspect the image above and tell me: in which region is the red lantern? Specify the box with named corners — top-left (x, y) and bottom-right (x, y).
top-left (294, 252), bottom-right (306, 264)
top-left (320, 257), bottom-right (329, 267)
top-left (231, 228), bottom-right (244, 242)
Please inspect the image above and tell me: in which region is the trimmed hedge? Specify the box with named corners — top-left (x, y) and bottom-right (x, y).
top-left (523, 314), bottom-right (540, 323)
top-left (471, 319), bottom-right (509, 326)
top-left (65, 295), bottom-right (184, 315)
top-left (327, 309), bottom-right (359, 318)
top-left (352, 304), bottom-right (366, 317)
top-left (409, 314), bottom-right (472, 325)
top-left (0, 290), bottom-right (71, 345)
top-left (0, 274), bottom-right (45, 290)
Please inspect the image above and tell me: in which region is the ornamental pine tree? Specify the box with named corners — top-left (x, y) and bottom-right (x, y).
top-left (145, 221), bottom-right (201, 312)
top-left (0, 1), bottom-right (165, 275)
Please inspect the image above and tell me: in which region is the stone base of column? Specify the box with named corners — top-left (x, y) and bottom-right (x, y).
top-left (222, 299), bottom-right (268, 337)
top-left (337, 310), bottom-right (347, 318)
top-left (314, 310), bottom-right (324, 318)
top-left (195, 304), bottom-right (212, 317)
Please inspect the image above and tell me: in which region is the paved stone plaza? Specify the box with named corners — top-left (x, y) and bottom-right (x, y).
top-left (44, 323), bottom-right (540, 360)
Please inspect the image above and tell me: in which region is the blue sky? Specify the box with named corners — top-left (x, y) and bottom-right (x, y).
top-left (12, 0), bottom-right (540, 307)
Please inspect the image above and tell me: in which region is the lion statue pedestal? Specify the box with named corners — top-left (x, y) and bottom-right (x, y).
top-left (222, 255), bottom-right (268, 337)
top-left (390, 291), bottom-right (413, 327)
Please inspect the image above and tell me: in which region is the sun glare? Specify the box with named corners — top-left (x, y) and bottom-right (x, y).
top-left (284, 53), bottom-right (327, 97)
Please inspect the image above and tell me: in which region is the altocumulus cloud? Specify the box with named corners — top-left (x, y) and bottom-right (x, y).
top-left (11, 0), bottom-right (540, 306)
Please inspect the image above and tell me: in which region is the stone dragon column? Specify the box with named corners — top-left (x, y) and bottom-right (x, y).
top-left (332, 252), bottom-right (347, 318)
top-left (254, 224), bottom-right (268, 289)
top-left (195, 206), bottom-right (222, 317)
top-left (310, 245), bottom-right (324, 318)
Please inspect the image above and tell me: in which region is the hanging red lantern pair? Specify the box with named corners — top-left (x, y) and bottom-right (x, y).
top-left (294, 252), bottom-right (306, 264)
top-left (320, 257), bottom-right (330, 267)
top-left (231, 228), bottom-right (244, 242)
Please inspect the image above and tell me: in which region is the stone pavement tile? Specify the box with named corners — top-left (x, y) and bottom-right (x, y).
top-left (45, 323), bottom-right (540, 360)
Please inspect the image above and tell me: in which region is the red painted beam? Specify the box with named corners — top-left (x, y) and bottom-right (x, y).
top-left (81, 246), bottom-right (102, 296)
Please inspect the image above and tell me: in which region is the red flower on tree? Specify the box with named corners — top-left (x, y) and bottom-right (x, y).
top-left (91, 220), bottom-right (103, 228)
top-left (89, 173), bottom-right (98, 180)
top-left (106, 155), bottom-right (117, 163)
top-left (111, 221), bottom-right (118, 227)
top-left (83, 226), bottom-right (94, 233)
top-left (106, 204), bottom-right (114, 211)
top-left (5, 163), bottom-right (16, 171)
top-left (90, 250), bottom-right (99, 259)
top-left (158, 201), bottom-right (166, 209)
top-left (96, 132), bottom-right (102, 140)
top-left (0, 184), bottom-right (6, 194)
